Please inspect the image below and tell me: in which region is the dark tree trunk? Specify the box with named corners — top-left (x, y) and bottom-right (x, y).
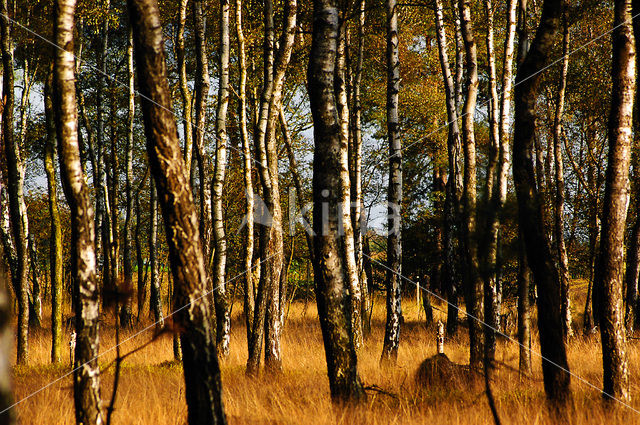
top-left (53, 0), bottom-right (103, 422)
top-left (0, 243), bottom-right (14, 424)
top-left (517, 232), bottom-right (532, 375)
top-left (128, 0), bottom-right (227, 422)
top-left (595, 0), bottom-right (634, 402)
top-left (135, 191), bottom-right (146, 320)
top-left (44, 70), bottom-right (64, 364)
top-left (308, 0), bottom-right (366, 403)
top-left (512, 0), bottom-right (571, 405)
top-left (0, 0), bottom-right (29, 365)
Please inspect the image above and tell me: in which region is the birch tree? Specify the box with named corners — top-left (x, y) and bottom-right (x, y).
top-left (236, 0), bottom-right (255, 346)
top-left (128, 0), bottom-right (227, 421)
top-left (552, 12), bottom-right (573, 339)
top-left (433, 0), bottom-right (462, 336)
top-left (53, 0), bottom-right (103, 421)
top-left (308, 0), bottom-right (366, 403)
top-left (381, 0), bottom-right (402, 365)
top-left (512, 0), bottom-right (571, 405)
top-left (44, 70), bottom-right (64, 364)
top-left (212, 0), bottom-right (231, 357)
top-left (458, 0), bottom-right (483, 369)
top-left (595, 0), bottom-right (635, 402)
top-left (0, 0), bottom-right (29, 365)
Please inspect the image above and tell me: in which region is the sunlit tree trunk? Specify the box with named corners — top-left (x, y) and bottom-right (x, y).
top-left (0, 0), bottom-right (29, 365)
top-left (193, 0), bottom-right (212, 264)
top-left (128, 0), bottom-right (227, 421)
top-left (552, 13), bottom-right (573, 340)
top-left (482, 0), bottom-right (517, 363)
top-left (458, 0), bottom-right (483, 370)
top-left (336, 25), bottom-right (363, 349)
top-left (308, 0), bottom-right (366, 402)
top-left (212, 0), bottom-right (231, 357)
top-left (350, 0), bottom-right (369, 337)
top-left (44, 70), bottom-right (64, 364)
top-left (236, 0), bottom-right (255, 347)
top-left (53, 0), bottom-right (103, 422)
top-left (434, 0), bottom-right (462, 336)
top-left (176, 0), bottom-right (193, 176)
top-left (381, 0), bottom-right (403, 366)
top-left (149, 181), bottom-right (164, 327)
top-left (17, 56), bottom-right (40, 330)
top-left (512, 0), bottom-right (571, 405)
top-left (121, 29), bottom-right (136, 328)
top-left (595, 0), bottom-right (634, 402)
top-left (247, 0), bottom-right (296, 374)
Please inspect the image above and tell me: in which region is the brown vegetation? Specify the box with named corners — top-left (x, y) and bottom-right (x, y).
top-left (11, 285), bottom-right (640, 424)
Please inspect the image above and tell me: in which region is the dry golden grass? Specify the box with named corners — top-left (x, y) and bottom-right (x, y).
top-left (11, 284), bottom-right (640, 424)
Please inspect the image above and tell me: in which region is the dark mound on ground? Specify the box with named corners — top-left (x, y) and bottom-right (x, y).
top-left (415, 353), bottom-right (480, 391)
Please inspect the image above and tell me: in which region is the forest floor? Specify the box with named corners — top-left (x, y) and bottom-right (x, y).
top-left (11, 280), bottom-right (640, 424)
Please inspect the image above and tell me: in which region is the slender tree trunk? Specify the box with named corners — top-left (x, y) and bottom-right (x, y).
top-left (0, 0), bottom-right (29, 365)
top-left (18, 58), bottom-right (39, 330)
top-left (128, 0), bottom-right (227, 421)
top-left (263, 0), bottom-right (296, 373)
top-left (308, 0), bottom-right (366, 402)
top-left (482, 0), bottom-right (518, 364)
top-left (280, 109), bottom-right (314, 258)
top-left (517, 232), bottom-right (532, 375)
top-left (135, 192), bottom-right (146, 319)
top-left (626, 150), bottom-right (640, 332)
top-left (595, 0), bottom-right (635, 402)
top-left (336, 24), bottom-right (363, 349)
top-left (381, 0), bottom-right (403, 366)
top-left (236, 0), bottom-right (255, 347)
top-left (482, 0), bottom-right (499, 362)
top-left (193, 0), bottom-right (212, 264)
top-left (434, 0), bottom-right (462, 336)
top-left (44, 70), bottom-right (64, 364)
top-left (350, 0), bottom-right (369, 337)
top-left (484, 0), bottom-right (499, 204)
top-left (149, 182), bottom-right (164, 327)
top-left (247, 0), bottom-right (296, 374)
top-left (95, 1), bottom-right (111, 301)
top-left (212, 0), bottom-right (231, 357)
top-left (0, 242), bottom-right (14, 425)
top-left (246, 0), bottom-right (275, 373)
top-left (121, 28), bottom-right (136, 328)
top-left (177, 0), bottom-right (193, 175)
top-left (625, 209), bottom-right (640, 333)
top-left (553, 13), bottom-right (573, 340)
top-left (53, 0), bottom-right (103, 422)
top-left (512, 0), bottom-right (571, 405)
top-left (107, 80), bottom-right (120, 313)
top-left (458, 0), bottom-right (483, 370)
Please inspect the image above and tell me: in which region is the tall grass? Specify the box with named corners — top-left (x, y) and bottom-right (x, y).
top-left (11, 283), bottom-right (640, 424)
